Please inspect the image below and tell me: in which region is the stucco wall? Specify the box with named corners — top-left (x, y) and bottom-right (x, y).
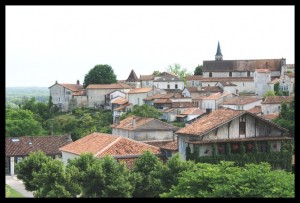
top-left (153, 81), bottom-right (184, 90)
top-left (261, 103), bottom-right (281, 114)
top-left (112, 128), bottom-right (174, 141)
top-left (61, 151), bottom-right (79, 166)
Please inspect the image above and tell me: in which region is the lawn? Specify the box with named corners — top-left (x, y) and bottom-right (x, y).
top-left (6, 185), bottom-right (24, 198)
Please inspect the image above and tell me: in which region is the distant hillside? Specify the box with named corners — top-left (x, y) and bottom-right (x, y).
top-left (6, 87), bottom-right (49, 104)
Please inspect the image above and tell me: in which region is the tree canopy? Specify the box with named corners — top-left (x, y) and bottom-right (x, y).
top-left (167, 63), bottom-right (192, 85)
top-left (273, 99), bottom-right (294, 137)
top-left (194, 65), bottom-right (203, 75)
top-left (83, 64), bottom-right (117, 88)
top-left (120, 104), bottom-right (162, 120)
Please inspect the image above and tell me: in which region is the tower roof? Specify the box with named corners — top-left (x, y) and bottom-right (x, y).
top-left (126, 69), bottom-right (139, 82)
top-left (215, 41), bottom-right (223, 56)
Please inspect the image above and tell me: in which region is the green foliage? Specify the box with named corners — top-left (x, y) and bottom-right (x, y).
top-left (132, 151), bottom-right (164, 197)
top-left (32, 159), bottom-right (80, 197)
top-left (120, 104), bottom-right (162, 120)
top-left (15, 151), bottom-right (51, 191)
top-left (6, 185), bottom-right (24, 197)
top-left (167, 63), bottom-right (192, 85)
top-left (226, 143), bottom-right (231, 155)
top-left (161, 161), bottom-right (294, 198)
top-left (263, 90), bottom-right (276, 100)
top-left (152, 70), bottom-right (161, 76)
top-left (6, 108), bottom-right (44, 137)
top-left (194, 65), bottom-right (203, 75)
top-left (273, 100), bottom-right (294, 137)
top-left (83, 64), bottom-right (117, 88)
top-left (172, 121), bottom-right (185, 128)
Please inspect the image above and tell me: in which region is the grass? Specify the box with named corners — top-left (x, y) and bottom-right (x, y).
top-left (6, 184), bottom-right (24, 198)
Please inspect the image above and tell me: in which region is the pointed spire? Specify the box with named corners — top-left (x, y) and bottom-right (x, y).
top-left (215, 41), bottom-right (223, 61)
top-left (126, 69), bottom-right (139, 82)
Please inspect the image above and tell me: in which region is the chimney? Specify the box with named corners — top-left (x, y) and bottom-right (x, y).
top-left (67, 134), bottom-right (72, 142)
top-left (132, 116), bottom-right (136, 128)
top-left (55, 80), bottom-right (58, 84)
top-left (76, 80), bottom-right (80, 85)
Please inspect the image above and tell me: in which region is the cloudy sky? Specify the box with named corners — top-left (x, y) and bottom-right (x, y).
top-left (6, 6), bottom-right (294, 87)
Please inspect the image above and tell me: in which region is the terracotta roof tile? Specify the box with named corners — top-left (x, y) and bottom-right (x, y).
top-left (262, 96), bottom-right (294, 104)
top-left (111, 97), bottom-right (128, 105)
top-left (111, 116), bottom-right (178, 131)
top-left (128, 87), bottom-right (153, 94)
top-left (87, 83), bottom-right (132, 89)
top-left (140, 75), bottom-right (155, 81)
top-left (176, 108), bottom-right (245, 136)
top-left (172, 102), bottom-right (196, 108)
top-left (268, 78), bottom-right (281, 84)
top-left (143, 140), bottom-right (178, 151)
top-left (59, 84), bottom-right (83, 92)
top-left (222, 97), bottom-right (261, 105)
top-left (285, 73), bottom-right (295, 78)
top-left (114, 103), bottom-right (132, 111)
top-left (247, 106), bottom-right (262, 115)
top-left (6, 135), bottom-right (73, 156)
top-left (261, 113), bottom-right (279, 120)
top-left (154, 99), bottom-right (172, 104)
top-left (181, 108), bottom-right (205, 115)
top-left (144, 93), bottom-right (178, 101)
top-left (72, 90), bottom-right (86, 96)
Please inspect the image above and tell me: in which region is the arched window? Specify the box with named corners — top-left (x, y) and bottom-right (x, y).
top-left (209, 72), bottom-right (212, 77)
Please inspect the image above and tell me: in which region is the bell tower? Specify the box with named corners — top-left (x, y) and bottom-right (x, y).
top-left (215, 41), bottom-right (223, 61)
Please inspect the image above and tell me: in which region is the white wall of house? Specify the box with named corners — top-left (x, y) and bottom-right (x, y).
top-left (110, 91), bottom-right (126, 100)
top-left (170, 98), bottom-right (192, 103)
top-left (153, 81), bottom-right (184, 90)
top-left (128, 92), bottom-right (148, 106)
top-left (254, 71), bottom-right (272, 96)
top-left (61, 151), bottom-right (79, 166)
top-left (49, 84), bottom-right (73, 112)
top-left (186, 80), bottom-right (202, 87)
top-left (87, 88), bottom-right (129, 107)
top-left (181, 88), bottom-right (191, 97)
top-left (74, 96), bottom-right (88, 108)
top-left (261, 103), bottom-right (281, 114)
top-left (221, 100), bottom-right (262, 111)
top-left (141, 80), bottom-right (154, 88)
top-left (186, 114), bottom-right (200, 122)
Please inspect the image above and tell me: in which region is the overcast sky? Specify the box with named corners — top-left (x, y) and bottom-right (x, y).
top-left (6, 6), bottom-right (294, 87)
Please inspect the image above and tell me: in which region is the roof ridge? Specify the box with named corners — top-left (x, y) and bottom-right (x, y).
top-left (95, 136), bottom-right (122, 156)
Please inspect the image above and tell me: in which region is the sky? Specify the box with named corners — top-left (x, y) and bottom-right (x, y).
top-left (6, 6), bottom-right (294, 87)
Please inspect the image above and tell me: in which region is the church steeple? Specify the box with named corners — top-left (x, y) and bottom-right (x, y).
top-left (215, 41), bottom-right (223, 61)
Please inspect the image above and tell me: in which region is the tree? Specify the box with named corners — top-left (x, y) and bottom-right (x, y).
top-left (161, 161), bottom-right (294, 198)
top-left (83, 64), bottom-right (117, 88)
top-left (120, 104), bottom-right (162, 120)
top-left (15, 151), bottom-right (52, 191)
top-left (132, 151), bottom-right (164, 197)
top-left (167, 63), bottom-right (192, 85)
top-left (152, 70), bottom-right (161, 76)
top-left (194, 65), bottom-right (203, 75)
top-left (32, 159), bottom-right (80, 197)
top-left (263, 90), bottom-right (276, 100)
top-left (6, 108), bottom-right (44, 137)
top-left (273, 99), bottom-right (294, 137)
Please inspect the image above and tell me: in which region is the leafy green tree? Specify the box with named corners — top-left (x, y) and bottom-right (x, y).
top-left (83, 64), bottom-right (117, 88)
top-left (120, 104), bottom-right (162, 120)
top-left (167, 63), bottom-right (192, 85)
top-left (263, 90), bottom-right (276, 100)
top-left (6, 108), bottom-right (44, 137)
top-left (152, 70), bottom-right (161, 76)
top-left (15, 151), bottom-right (52, 191)
top-left (161, 161), bottom-right (294, 198)
top-left (71, 113), bottom-right (97, 140)
top-left (132, 151), bottom-right (164, 197)
top-left (273, 100), bottom-right (294, 137)
top-left (194, 65), bottom-right (203, 75)
top-left (32, 159), bottom-right (80, 197)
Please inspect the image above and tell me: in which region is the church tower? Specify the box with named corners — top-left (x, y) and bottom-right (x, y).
top-left (215, 41), bottom-right (223, 61)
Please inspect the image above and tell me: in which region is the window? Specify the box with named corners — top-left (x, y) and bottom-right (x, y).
top-left (217, 143), bottom-right (226, 154)
top-left (278, 106), bottom-right (281, 111)
top-left (209, 72), bottom-right (212, 77)
top-left (229, 72), bottom-right (232, 77)
top-left (175, 84), bottom-right (178, 89)
top-left (192, 81), bottom-right (195, 86)
top-left (199, 82), bottom-right (202, 86)
top-left (239, 122), bottom-right (246, 135)
top-left (231, 143), bottom-right (240, 154)
top-left (66, 91), bottom-right (71, 95)
top-left (167, 84), bottom-right (170, 89)
top-left (258, 141), bottom-right (268, 152)
top-left (146, 81), bottom-right (149, 85)
top-left (247, 71), bottom-right (250, 77)
top-left (246, 142), bottom-right (254, 153)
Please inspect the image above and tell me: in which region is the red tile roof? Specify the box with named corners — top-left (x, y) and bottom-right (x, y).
top-left (247, 106), bottom-right (262, 115)
top-left (172, 102), bottom-right (196, 108)
top-left (140, 75), bottom-right (155, 81)
top-left (86, 83), bottom-right (132, 89)
top-left (111, 97), bottom-right (128, 105)
top-left (154, 99), bottom-right (172, 104)
top-left (222, 97), bottom-right (261, 105)
top-left (176, 108), bottom-right (288, 136)
top-left (128, 87), bottom-right (153, 94)
top-left (55, 84), bottom-right (83, 92)
top-left (261, 113), bottom-right (279, 120)
top-left (110, 116), bottom-right (178, 131)
top-left (143, 140), bottom-right (178, 151)
top-left (262, 96), bottom-right (294, 104)
top-left (114, 103), bottom-right (132, 111)
top-left (6, 135), bottom-right (73, 156)
top-left (181, 108), bottom-right (205, 115)
top-left (59, 132), bottom-right (162, 157)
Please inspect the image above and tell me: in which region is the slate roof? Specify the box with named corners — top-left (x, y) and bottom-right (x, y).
top-left (126, 70), bottom-right (140, 82)
top-left (87, 83), bottom-right (132, 89)
top-left (140, 75), bottom-right (155, 81)
top-left (143, 140), bottom-right (178, 151)
top-left (203, 59), bottom-right (282, 72)
top-left (222, 97), bottom-right (261, 105)
top-left (128, 87), bottom-right (153, 94)
top-left (262, 96), bottom-right (294, 104)
top-left (59, 132), bottom-right (162, 157)
top-left (176, 108), bottom-right (288, 136)
top-left (6, 135), bottom-right (73, 156)
top-left (110, 116), bottom-right (179, 131)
